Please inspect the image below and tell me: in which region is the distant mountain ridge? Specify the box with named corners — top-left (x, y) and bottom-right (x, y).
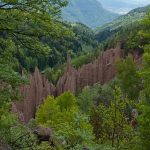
top-left (98, 0), bottom-right (150, 14)
top-left (62, 0), bottom-right (119, 28)
top-left (95, 5), bottom-right (150, 42)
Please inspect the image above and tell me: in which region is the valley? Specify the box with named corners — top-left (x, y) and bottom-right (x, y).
top-left (0, 0), bottom-right (150, 150)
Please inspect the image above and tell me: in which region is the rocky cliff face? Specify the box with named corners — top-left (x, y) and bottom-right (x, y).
top-left (12, 68), bottom-right (55, 123)
top-left (56, 47), bottom-right (122, 95)
top-left (13, 47), bottom-right (123, 123)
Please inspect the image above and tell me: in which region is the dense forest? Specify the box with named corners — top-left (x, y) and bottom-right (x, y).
top-left (1, 0), bottom-right (150, 150)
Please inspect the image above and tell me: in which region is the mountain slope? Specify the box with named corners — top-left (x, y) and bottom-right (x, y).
top-left (96, 5), bottom-right (150, 42)
top-left (62, 0), bottom-right (119, 28)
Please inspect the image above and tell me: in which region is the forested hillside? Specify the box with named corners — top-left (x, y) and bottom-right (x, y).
top-left (1, 0), bottom-right (150, 150)
top-left (62, 0), bottom-right (119, 28)
top-left (96, 5), bottom-right (150, 43)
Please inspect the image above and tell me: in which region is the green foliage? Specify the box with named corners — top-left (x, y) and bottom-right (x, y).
top-left (95, 6), bottom-right (150, 54)
top-left (56, 92), bottom-right (77, 111)
top-left (138, 13), bottom-right (150, 95)
top-left (136, 100), bottom-right (150, 150)
top-left (98, 84), bottom-right (114, 105)
top-left (90, 86), bottom-right (134, 149)
top-left (0, 0), bottom-right (73, 107)
top-left (133, 13), bottom-right (150, 150)
top-left (109, 87), bottom-right (132, 148)
top-left (1, 2), bottom-right (150, 150)
top-left (33, 142), bottom-right (53, 150)
top-left (54, 37), bottom-right (102, 69)
top-left (0, 104), bottom-right (36, 150)
top-left (125, 24), bottom-right (144, 51)
top-left (71, 23), bottom-right (97, 47)
top-left (36, 92), bottom-right (96, 149)
top-left (0, 0), bottom-right (76, 71)
top-left (116, 56), bottom-right (141, 100)
top-left (77, 84), bottom-right (102, 113)
top-left (96, 5), bottom-right (149, 42)
top-left (71, 52), bottom-right (97, 68)
top-left (43, 67), bottom-right (64, 85)
top-left (35, 96), bottom-right (59, 125)
top-left (0, 64), bottom-right (27, 107)
top-left (68, 23), bottom-right (100, 68)
top-left (90, 104), bottom-right (111, 142)
top-left (77, 83), bottom-right (113, 113)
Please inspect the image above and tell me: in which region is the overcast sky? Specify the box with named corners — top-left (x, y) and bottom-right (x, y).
top-left (98, 0), bottom-right (150, 14)
top-left (100, 0), bottom-right (150, 5)
top-left (122, 0), bottom-right (150, 3)
top-left (120, 0), bottom-right (149, 5)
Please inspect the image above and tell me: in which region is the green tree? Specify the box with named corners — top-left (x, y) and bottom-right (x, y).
top-left (43, 67), bottom-right (64, 85)
top-left (110, 87), bottom-right (130, 149)
top-left (136, 100), bottom-right (150, 150)
top-left (77, 83), bottom-right (113, 113)
top-left (0, 0), bottom-right (75, 69)
top-left (35, 96), bottom-right (59, 125)
top-left (77, 84), bottom-right (102, 113)
top-left (90, 87), bottom-right (133, 149)
top-left (36, 92), bottom-right (95, 149)
top-left (56, 91), bottom-right (77, 111)
top-left (116, 56), bottom-right (141, 100)
top-left (0, 104), bottom-right (36, 150)
top-left (34, 142), bottom-right (53, 150)
top-left (0, 64), bottom-right (27, 107)
top-left (90, 104), bottom-right (111, 143)
top-left (134, 12), bottom-right (150, 150)
top-left (139, 13), bottom-right (150, 95)
top-left (0, 2), bottom-right (74, 149)
top-left (0, 0), bottom-right (72, 106)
